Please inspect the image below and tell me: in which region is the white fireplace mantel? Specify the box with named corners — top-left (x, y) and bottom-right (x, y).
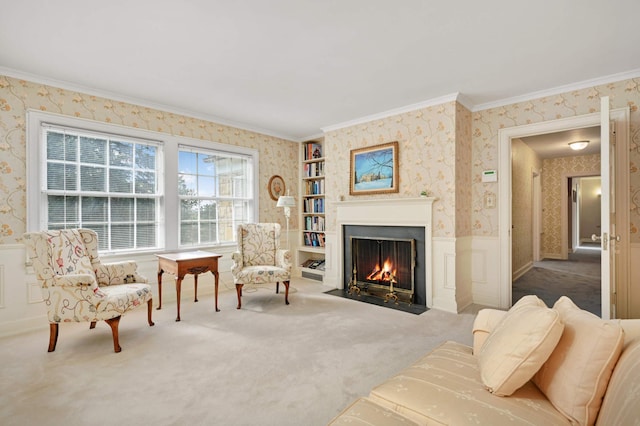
top-left (334, 197), bottom-right (434, 308)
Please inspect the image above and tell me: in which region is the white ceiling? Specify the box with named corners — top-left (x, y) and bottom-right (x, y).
top-left (1, 0), bottom-right (640, 141)
top-left (520, 126), bottom-right (601, 159)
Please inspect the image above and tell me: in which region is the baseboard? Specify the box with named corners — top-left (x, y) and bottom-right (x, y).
top-left (512, 261), bottom-right (533, 281)
top-left (0, 315), bottom-right (46, 338)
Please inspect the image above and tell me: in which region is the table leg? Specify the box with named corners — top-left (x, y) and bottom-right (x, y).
top-left (175, 275), bottom-right (183, 322)
top-left (194, 274), bottom-right (199, 302)
top-left (213, 271), bottom-right (220, 312)
top-left (157, 270), bottom-right (163, 310)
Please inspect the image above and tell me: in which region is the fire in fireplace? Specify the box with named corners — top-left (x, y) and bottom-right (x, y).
top-left (348, 236), bottom-right (416, 304)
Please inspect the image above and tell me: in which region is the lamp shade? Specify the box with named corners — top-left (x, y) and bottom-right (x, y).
top-left (277, 195), bottom-right (295, 208)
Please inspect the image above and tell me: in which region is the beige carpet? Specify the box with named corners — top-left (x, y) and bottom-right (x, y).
top-left (0, 279), bottom-right (479, 426)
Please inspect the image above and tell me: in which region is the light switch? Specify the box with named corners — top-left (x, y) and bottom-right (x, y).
top-left (484, 192), bottom-right (496, 209)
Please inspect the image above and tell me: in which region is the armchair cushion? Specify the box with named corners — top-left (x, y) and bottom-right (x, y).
top-left (232, 265), bottom-right (291, 285)
top-left (46, 229), bottom-right (95, 276)
top-left (240, 223), bottom-right (278, 266)
top-left (478, 295), bottom-right (564, 396)
top-left (95, 261), bottom-right (148, 286)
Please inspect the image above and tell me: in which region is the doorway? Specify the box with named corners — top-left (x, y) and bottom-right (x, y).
top-left (498, 107), bottom-right (630, 319)
top-left (511, 128), bottom-right (602, 315)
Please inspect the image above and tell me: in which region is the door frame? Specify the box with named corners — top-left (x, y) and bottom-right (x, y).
top-left (532, 170), bottom-right (541, 262)
top-left (498, 109), bottom-right (629, 316)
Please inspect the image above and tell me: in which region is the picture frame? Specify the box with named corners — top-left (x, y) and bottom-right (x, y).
top-left (349, 141), bottom-right (399, 195)
top-left (268, 175), bottom-right (285, 201)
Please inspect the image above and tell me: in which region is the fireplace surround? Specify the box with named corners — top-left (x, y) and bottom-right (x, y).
top-left (335, 198), bottom-right (434, 309)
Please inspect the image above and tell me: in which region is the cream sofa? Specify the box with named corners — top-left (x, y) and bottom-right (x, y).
top-left (329, 296), bottom-right (640, 425)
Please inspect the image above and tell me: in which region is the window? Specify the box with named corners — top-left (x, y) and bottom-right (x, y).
top-left (178, 146), bottom-right (253, 246)
top-left (42, 125), bottom-right (161, 252)
top-left (27, 111), bottom-right (258, 255)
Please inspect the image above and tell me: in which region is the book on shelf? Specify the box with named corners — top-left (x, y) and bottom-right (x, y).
top-left (301, 259), bottom-right (315, 268)
top-left (303, 162), bottom-right (324, 178)
top-left (304, 216), bottom-right (325, 231)
top-left (303, 231), bottom-right (325, 247)
top-left (305, 179), bottom-right (324, 195)
top-left (305, 142), bottom-right (323, 160)
top-left (303, 198), bottom-right (324, 214)
top-left (302, 259), bottom-right (325, 270)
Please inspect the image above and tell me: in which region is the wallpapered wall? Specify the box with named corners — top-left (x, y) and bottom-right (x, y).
top-left (0, 76), bottom-right (299, 244)
top-left (472, 78), bottom-right (640, 243)
top-left (324, 101), bottom-right (467, 238)
top-left (541, 153), bottom-right (600, 258)
top-left (511, 138), bottom-right (542, 275)
top-left (2, 75), bottom-right (639, 248)
top-left (455, 103), bottom-right (473, 238)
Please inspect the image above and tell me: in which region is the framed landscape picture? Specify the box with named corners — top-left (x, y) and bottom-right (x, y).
top-left (349, 141), bottom-right (399, 195)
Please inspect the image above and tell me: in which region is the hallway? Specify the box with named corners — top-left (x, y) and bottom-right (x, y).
top-left (512, 247), bottom-right (601, 316)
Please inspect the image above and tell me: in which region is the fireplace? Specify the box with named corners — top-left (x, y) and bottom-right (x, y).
top-left (334, 198), bottom-right (434, 311)
top-left (348, 236), bottom-right (416, 303)
top-left (343, 225), bottom-right (426, 307)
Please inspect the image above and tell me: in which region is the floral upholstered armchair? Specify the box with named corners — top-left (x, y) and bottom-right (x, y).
top-left (231, 223), bottom-right (292, 309)
top-left (23, 228), bottom-right (154, 353)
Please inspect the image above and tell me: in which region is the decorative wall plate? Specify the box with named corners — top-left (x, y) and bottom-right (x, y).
top-left (268, 175), bottom-right (285, 201)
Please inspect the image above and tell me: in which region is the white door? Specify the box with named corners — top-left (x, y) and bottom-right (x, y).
top-left (599, 97), bottom-right (615, 319)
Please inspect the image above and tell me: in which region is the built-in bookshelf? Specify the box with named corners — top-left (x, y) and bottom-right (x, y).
top-left (299, 139), bottom-right (325, 281)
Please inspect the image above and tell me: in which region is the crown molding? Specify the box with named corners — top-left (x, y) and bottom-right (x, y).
top-left (298, 131), bottom-right (325, 142)
top-left (472, 68), bottom-right (640, 112)
top-left (0, 66), bottom-right (297, 142)
top-left (321, 93), bottom-right (461, 133)
top-left (4, 66), bottom-right (639, 141)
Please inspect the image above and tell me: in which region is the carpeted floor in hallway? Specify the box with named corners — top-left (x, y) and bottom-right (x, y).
top-left (512, 247), bottom-right (601, 316)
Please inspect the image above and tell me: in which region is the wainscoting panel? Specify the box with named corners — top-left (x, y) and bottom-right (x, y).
top-left (455, 236), bottom-right (473, 312)
top-left (432, 237), bottom-right (457, 313)
top-left (471, 236), bottom-right (502, 308)
top-left (0, 244), bottom-right (46, 337)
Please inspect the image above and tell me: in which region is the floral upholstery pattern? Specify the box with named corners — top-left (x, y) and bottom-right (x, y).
top-left (23, 228), bottom-right (154, 352)
top-left (231, 223), bottom-right (292, 308)
top-left (231, 223), bottom-right (292, 284)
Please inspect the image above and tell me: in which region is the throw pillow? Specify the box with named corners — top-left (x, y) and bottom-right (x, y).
top-left (533, 296), bottom-right (624, 426)
top-left (478, 295), bottom-right (564, 396)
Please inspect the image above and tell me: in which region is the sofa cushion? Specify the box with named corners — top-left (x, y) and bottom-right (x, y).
top-left (368, 341), bottom-right (571, 425)
top-left (472, 308), bottom-right (507, 354)
top-left (328, 397), bottom-right (419, 426)
top-left (533, 296), bottom-right (624, 426)
top-left (477, 295), bottom-right (564, 396)
top-left (595, 321), bottom-right (640, 426)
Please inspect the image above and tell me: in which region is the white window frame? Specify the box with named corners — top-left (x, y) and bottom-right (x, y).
top-left (26, 110), bottom-right (259, 255)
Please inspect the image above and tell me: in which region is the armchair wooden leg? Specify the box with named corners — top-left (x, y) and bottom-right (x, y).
top-left (105, 316), bottom-right (122, 353)
top-left (236, 283), bottom-right (243, 309)
top-left (147, 299), bottom-right (155, 326)
top-left (48, 323), bottom-right (59, 352)
top-left (89, 321), bottom-right (97, 329)
top-left (284, 280), bottom-right (290, 305)
top-left (276, 282), bottom-right (279, 294)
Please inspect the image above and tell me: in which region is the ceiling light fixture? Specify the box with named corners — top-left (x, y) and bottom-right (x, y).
top-left (568, 140), bottom-right (589, 151)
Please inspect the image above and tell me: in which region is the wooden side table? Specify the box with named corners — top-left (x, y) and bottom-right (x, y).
top-left (156, 250), bottom-right (222, 321)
